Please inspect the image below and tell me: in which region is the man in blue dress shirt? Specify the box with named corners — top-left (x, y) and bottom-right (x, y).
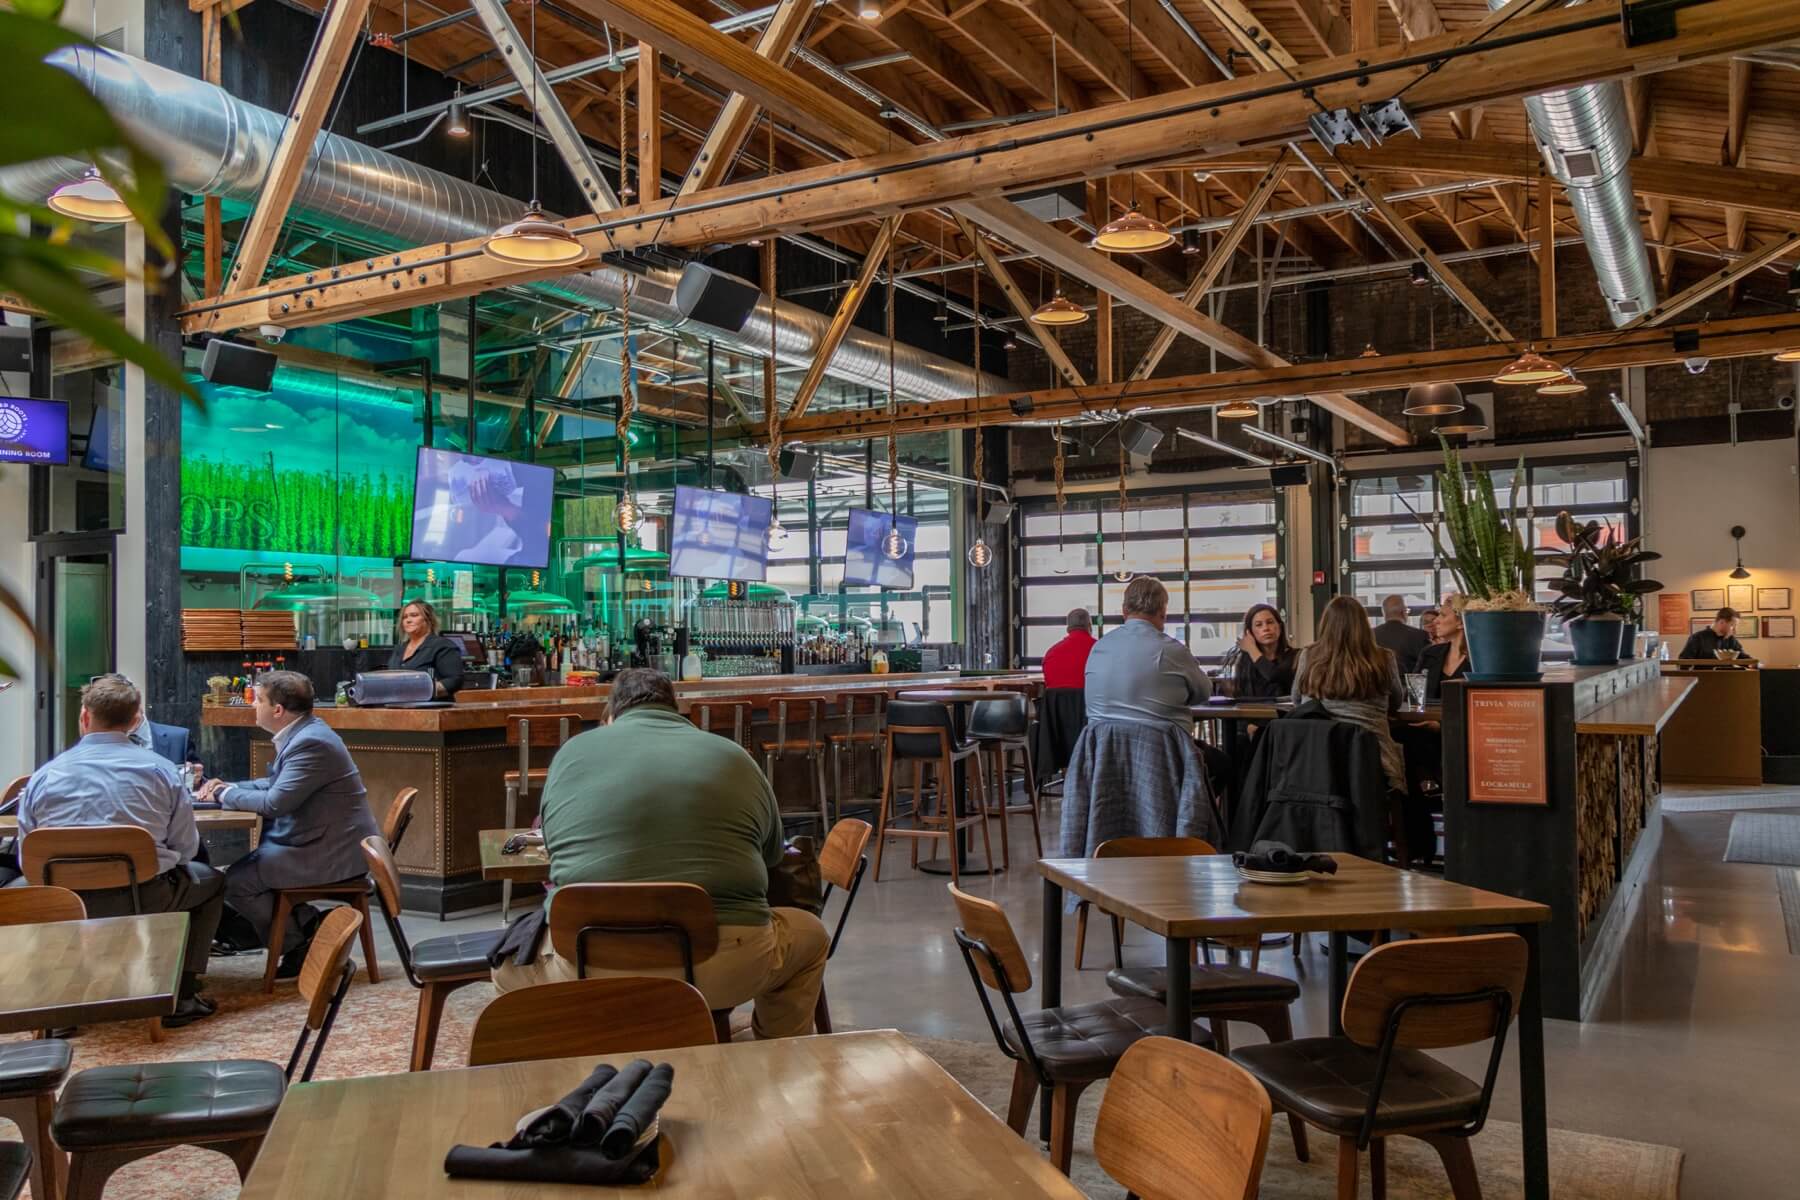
top-left (14, 676), bottom-right (222, 1026)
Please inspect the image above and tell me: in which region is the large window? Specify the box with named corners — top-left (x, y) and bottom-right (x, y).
top-left (1017, 486), bottom-right (1284, 664)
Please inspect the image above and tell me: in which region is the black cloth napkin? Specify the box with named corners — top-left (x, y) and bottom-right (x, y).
top-left (513, 1064), bottom-right (619, 1147)
top-left (599, 1063), bottom-right (674, 1158)
top-left (1233, 840), bottom-right (1339, 875)
top-left (486, 906), bottom-right (549, 969)
top-left (573, 1059), bottom-right (651, 1146)
top-left (443, 1141), bottom-right (661, 1186)
top-left (444, 1059), bottom-right (677, 1187)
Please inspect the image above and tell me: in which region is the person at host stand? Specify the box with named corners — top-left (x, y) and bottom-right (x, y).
top-left (1040, 608), bottom-right (1096, 690)
top-left (388, 599), bottom-right (465, 697)
top-left (1678, 607), bottom-right (1745, 660)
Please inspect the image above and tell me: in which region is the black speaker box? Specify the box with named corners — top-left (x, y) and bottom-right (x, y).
top-left (0, 327), bottom-right (29, 375)
top-left (201, 339), bottom-right (277, 391)
top-left (676, 265), bottom-right (762, 333)
top-left (1119, 419), bottom-right (1164, 457)
top-left (1269, 464), bottom-right (1309, 487)
top-left (778, 447), bottom-right (818, 480)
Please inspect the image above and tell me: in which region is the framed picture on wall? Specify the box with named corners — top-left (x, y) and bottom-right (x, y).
top-left (1690, 617), bottom-right (1715, 636)
top-left (1692, 588), bottom-right (1726, 611)
top-left (1765, 616), bottom-right (1796, 639)
top-left (1757, 588), bottom-right (1791, 611)
top-left (1728, 584), bottom-right (1756, 612)
top-left (1738, 616), bottom-right (1760, 639)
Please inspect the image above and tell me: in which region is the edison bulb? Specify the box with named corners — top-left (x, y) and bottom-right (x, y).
top-left (616, 495), bottom-right (642, 532)
top-left (967, 537), bottom-right (992, 569)
top-left (881, 525), bottom-right (909, 561)
top-left (766, 518), bottom-right (789, 552)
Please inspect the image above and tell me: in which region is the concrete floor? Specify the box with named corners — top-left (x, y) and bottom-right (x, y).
top-left (399, 783), bottom-right (1800, 1197)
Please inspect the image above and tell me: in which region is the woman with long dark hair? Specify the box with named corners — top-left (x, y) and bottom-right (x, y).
top-left (1230, 603), bottom-right (1298, 699)
top-left (1291, 596), bottom-right (1406, 795)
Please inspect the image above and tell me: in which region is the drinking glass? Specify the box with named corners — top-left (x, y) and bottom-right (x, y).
top-left (1404, 673), bottom-right (1426, 707)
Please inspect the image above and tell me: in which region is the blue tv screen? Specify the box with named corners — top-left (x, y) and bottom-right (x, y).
top-left (669, 485), bottom-right (771, 581)
top-left (0, 397), bottom-right (70, 466)
top-left (409, 446), bottom-right (555, 568)
top-left (843, 507), bottom-right (918, 589)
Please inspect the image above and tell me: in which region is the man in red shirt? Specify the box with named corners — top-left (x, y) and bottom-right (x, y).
top-left (1041, 608), bottom-right (1096, 690)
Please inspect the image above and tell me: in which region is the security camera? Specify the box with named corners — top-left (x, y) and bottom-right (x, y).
top-left (258, 324), bottom-right (288, 344)
top-left (1683, 356), bottom-right (1709, 375)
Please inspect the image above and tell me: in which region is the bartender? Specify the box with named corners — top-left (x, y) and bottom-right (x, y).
top-left (389, 600), bottom-right (465, 697)
top-left (1679, 606), bottom-right (1745, 660)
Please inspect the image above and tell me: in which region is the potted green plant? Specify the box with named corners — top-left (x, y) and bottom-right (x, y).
top-left (1405, 442), bottom-right (1545, 681)
top-left (1538, 514), bottom-right (1663, 666)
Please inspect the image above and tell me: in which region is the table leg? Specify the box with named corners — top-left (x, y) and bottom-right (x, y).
top-left (1040, 879), bottom-right (1063, 1144)
top-left (1328, 932), bottom-right (1348, 1037)
top-left (1518, 922), bottom-right (1549, 1200)
top-left (1165, 935), bottom-right (1193, 1039)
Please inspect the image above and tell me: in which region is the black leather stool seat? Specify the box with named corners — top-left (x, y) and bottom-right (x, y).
top-left (52, 1061), bottom-right (286, 1148)
top-left (411, 929), bottom-right (506, 980)
top-left (1001, 997), bottom-right (1214, 1084)
top-left (0, 1141), bottom-right (30, 1200)
top-left (1232, 1038), bottom-right (1482, 1135)
top-left (0, 1040), bottom-right (72, 1096)
top-left (1105, 964), bottom-right (1301, 1007)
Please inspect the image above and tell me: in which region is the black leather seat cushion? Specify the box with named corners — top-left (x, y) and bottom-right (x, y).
top-left (1233, 1038), bottom-right (1482, 1135)
top-left (1002, 997), bottom-right (1212, 1083)
top-left (53, 1060), bottom-right (286, 1148)
top-left (0, 1141), bottom-right (30, 1200)
top-left (412, 928), bottom-right (506, 980)
top-left (1106, 964), bottom-right (1301, 1007)
top-left (0, 1039), bottom-right (73, 1097)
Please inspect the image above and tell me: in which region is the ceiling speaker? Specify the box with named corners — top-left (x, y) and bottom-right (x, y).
top-left (200, 339), bottom-right (277, 392)
top-left (1268, 464), bottom-right (1309, 488)
top-left (777, 447), bottom-right (818, 480)
top-left (1119, 419), bottom-right (1164, 458)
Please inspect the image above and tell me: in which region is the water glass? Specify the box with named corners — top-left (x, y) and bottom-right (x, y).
top-left (1404, 673), bottom-right (1426, 707)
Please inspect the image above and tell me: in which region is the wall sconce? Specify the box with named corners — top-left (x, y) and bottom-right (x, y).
top-left (1729, 524), bottom-right (1750, 579)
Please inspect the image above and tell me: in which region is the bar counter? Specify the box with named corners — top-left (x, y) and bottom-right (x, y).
top-left (202, 671), bottom-right (1034, 916)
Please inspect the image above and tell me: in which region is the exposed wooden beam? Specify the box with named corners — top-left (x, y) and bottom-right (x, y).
top-left (915, 0), bottom-right (1088, 108)
top-left (221, 0), bottom-right (373, 294)
top-left (1467, 0), bottom-right (1566, 38)
top-left (787, 216), bottom-right (899, 420)
top-left (1197, 0), bottom-right (1300, 72)
top-left (637, 42), bottom-right (661, 197)
top-left (953, 215), bottom-right (1086, 387)
top-left (1384, 0), bottom-right (1442, 40)
top-left (201, 4), bottom-right (224, 298)
top-left (1293, 0), bottom-right (1353, 55)
top-left (871, 9), bottom-right (1022, 115)
top-left (678, 0), bottom-right (815, 196)
top-left (1537, 171), bottom-right (1556, 338)
top-left (1132, 155), bottom-right (1291, 380)
top-left (1350, 0), bottom-right (1378, 52)
top-left (1724, 58), bottom-right (1753, 303)
top-left (1096, 0), bottom-right (1224, 87)
top-left (1008, 0), bottom-right (1154, 103)
top-left (1624, 75), bottom-right (1653, 154)
top-left (1626, 231), bottom-right (1800, 329)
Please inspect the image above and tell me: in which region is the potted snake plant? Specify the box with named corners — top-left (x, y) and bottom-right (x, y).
top-left (1405, 441), bottom-right (1545, 681)
top-left (1539, 514), bottom-right (1663, 666)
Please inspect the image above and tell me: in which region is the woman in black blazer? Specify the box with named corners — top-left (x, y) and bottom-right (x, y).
top-left (1229, 603), bottom-right (1299, 699)
top-left (389, 599), bottom-right (466, 697)
top-left (1418, 600), bottom-right (1469, 702)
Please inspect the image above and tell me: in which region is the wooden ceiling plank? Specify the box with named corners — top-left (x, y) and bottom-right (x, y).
top-left (953, 214), bottom-right (1087, 387)
top-left (1196, 0), bottom-right (1301, 73)
top-left (1349, 0), bottom-right (1378, 53)
top-left (914, 0), bottom-right (1089, 108)
top-left (637, 42), bottom-right (662, 197)
top-left (1537, 171), bottom-right (1556, 337)
top-left (1007, 0), bottom-right (1155, 103)
top-left (1292, 0), bottom-right (1354, 56)
top-left (678, 0), bottom-right (814, 196)
top-left (787, 216), bottom-right (901, 420)
top-left (1095, 0), bottom-right (1224, 86)
top-left (868, 10), bottom-right (1022, 116)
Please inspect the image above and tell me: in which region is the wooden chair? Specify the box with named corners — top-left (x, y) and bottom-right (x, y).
top-left (467, 977), bottom-right (716, 1067)
top-left (502, 710), bottom-right (583, 920)
top-left (949, 884), bottom-right (1196, 1176)
top-left (828, 691), bottom-right (887, 820)
top-left (0, 775), bottom-right (26, 813)
top-left (812, 817), bottom-right (872, 1035)
top-left (257, 866), bottom-right (382, 995)
top-left (361, 835), bottom-right (504, 1071)
top-left (872, 701), bottom-right (993, 886)
top-left (52, 907), bottom-right (364, 1200)
top-left (1232, 934), bottom-right (1529, 1200)
top-left (759, 695), bottom-right (831, 835)
top-left (689, 699), bottom-right (756, 749)
top-left (1093, 1036), bottom-right (1273, 1200)
top-left (381, 786), bottom-right (418, 856)
top-left (0, 1141), bottom-right (29, 1200)
top-left (0, 885), bottom-right (86, 927)
top-left (968, 692), bottom-right (1042, 869)
top-left (547, 882), bottom-right (736, 1043)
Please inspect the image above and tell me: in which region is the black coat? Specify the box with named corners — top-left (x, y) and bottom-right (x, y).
top-left (1374, 619), bottom-right (1432, 673)
top-left (1229, 700), bottom-right (1389, 858)
top-left (1418, 641), bottom-right (1468, 702)
top-left (1229, 646), bottom-right (1298, 700)
top-left (1031, 687), bottom-right (1088, 776)
top-left (389, 633), bottom-right (467, 695)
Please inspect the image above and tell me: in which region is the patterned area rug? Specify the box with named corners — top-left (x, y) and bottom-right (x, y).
top-left (0, 958), bottom-right (1683, 1199)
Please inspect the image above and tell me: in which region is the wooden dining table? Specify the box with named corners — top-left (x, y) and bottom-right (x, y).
top-left (478, 827), bottom-right (549, 883)
top-left (237, 1030), bottom-right (1086, 1199)
top-left (0, 912), bottom-right (189, 1034)
top-left (1036, 853), bottom-right (1552, 1198)
top-left (0, 808), bottom-right (261, 837)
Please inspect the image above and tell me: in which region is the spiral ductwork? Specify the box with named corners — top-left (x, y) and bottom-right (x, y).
top-left (1489, 0), bottom-right (1656, 326)
top-left (1, 46), bottom-right (1005, 404)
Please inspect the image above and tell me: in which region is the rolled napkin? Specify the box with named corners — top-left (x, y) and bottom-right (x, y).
top-left (572, 1059), bottom-right (653, 1146)
top-left (511, 1064), bottom-right (619, 1147)
top-left (486, 906), bottom-right (550, 969)
top-left (1234, 840), bottom-right (1339, 875)
top-left (599, 1063), bottom-right (675, 1158)
top-left (443, 1142), bottom-right (660, 1186)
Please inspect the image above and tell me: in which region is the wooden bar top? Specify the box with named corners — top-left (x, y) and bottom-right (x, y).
top-left (201, 672), bottom-right (1037, 734)
top-left (1575, 676), bottom-right (1696, 735)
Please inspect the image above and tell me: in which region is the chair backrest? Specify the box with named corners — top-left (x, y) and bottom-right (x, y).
top-left (548, 882), bottom-right (720, 979)
top-left (0, 885), bottom-right (87, 927)
top-left (690, 700), bottom-right (754, 744)
top-left (360, 835), bottom-right (415, 982)
top-left (467, 977), bottom-right (716, 1067)
top-left (21, 825), bottom-right (161, 894)
top-left (0, 775), bottom-right (26, 814)
top-left (819, 818), bottom-right (872, 892)
top-left (948, 883), bottom-right (1032, 994)
top-left (1094, 1036), bottom-right (1272, 1200)
top-left (382, 786), bottom-right (418, 853)
top-left (505, 711), bottom-right (584, 748)
top-left (885, 700), bottom-right (956, 760)
top-left (969, 693), bottom-right (1029, 738)
top-left (838, 691), bottom-right (886, 719)
top-left (767, 696), bottom-right (823, 745)
top-left (1341, 933), bottom-right (1528, 1050)
top-left (1095, 836), bottom-right (1219, 859)
top-left (285, 905), bottom-right (364, 1083)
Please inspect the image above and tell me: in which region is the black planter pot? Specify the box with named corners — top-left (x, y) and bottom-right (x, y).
top-left (1569, 616), bottom-right (1626, 666)
top-left (1619, 621), bottom-right (1639, 659)
top-left (1464, 609), bottom-right (1546, 682)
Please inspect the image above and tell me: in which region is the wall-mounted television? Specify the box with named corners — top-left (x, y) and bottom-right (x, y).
top-left (82, 402), bottom-right (118, 472)
top-left (409, 446), bottom-right (554, 568)
top-left (842, 507), bottom-right (918, 589)
top-left (0, 396), bottom-right (70, 466)
top-left (668, 484), bottom-right (772, 581)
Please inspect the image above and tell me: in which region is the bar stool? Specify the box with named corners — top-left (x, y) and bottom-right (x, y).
top-left (872, 700), bottom-right (993, 885)
top-left (689, 699), bottom-right (756, 749)
top-left (828, 691), bottom-right (886, 821)
top-left (969, 692), bottom-right (1041, 869)
top-left (501, 710), bottom-right (582, 921)
top-left (758, 696), bottom-right (831, 835)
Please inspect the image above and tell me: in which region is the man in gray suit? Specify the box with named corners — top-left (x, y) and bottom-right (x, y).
top-left (198, 671), bottom-right (377, 976)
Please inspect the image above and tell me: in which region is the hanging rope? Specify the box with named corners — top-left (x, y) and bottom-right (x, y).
top-left (886, 236), bottom-right (899, 517)
top-left (617, 277), bottom-right (638, 528)
top-left (618, 84), bottom-right (632, 200)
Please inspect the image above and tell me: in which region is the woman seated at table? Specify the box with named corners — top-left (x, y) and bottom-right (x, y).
top-left (1418, 594), bottom-right (1470, 702)
top-left (1224, 603), bottom-right (1298, 700)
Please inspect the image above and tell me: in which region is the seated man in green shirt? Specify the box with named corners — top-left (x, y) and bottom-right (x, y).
top-left (492, 669), bottom-right (829, 1039)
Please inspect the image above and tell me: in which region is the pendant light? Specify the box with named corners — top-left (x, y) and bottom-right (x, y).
top-left (1433, 416), bottom-right (1489, 436)
top-left (881, 241), bottom-right (909, 562)
top-left (1091, 0), bottom-right (1172, 254)
top-left (484, 2), bottom-right (584, 266)
top-left (1729, 524), bottom-right (1750, 579)
top-left (966, 271), bottom-right (993, 570)
top-left (1493, 345), bottom-right (1566, 385)
top-left (1537, 369), bottom-right (1587, 396)
top-left (1218, 398), bottom-right (1259, 420)
top-left (1403, 382), bottom-right (1465, 417)
top-left (1773, 347), bottom-right (1800, 363)
top-left (47, 165), bottom-right (132, 224)
top-left (1031, 275), bottom-right (1088, 326)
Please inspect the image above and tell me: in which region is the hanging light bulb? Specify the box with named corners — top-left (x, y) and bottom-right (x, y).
top-left (1003, 333), bottom-right (1019, 351)
top-left (1402, 382), bottom-right (1465, 417)
top-left (766, 515), bottom-right (789, 551)
top-left (47, 165), bottom-right (131, 224)
top-left (1493, 346), bottom-right (1567, 385)
top-left (1537, 369), bottom-right (1587, 396)
top-left (1031, 291), bottom-right (1088, 325)
top-left (1112, 563), bottom-right (1134, 583)
top-left (967, 537), bottom-right (993, 569)
top-left (1410, 261), bottom-right (1430, 287)
top-left (1218, 398), bottom-right (1259, 419)
top-left (615, 493), bottom-right (642, 532)
top-left (881, 521), bottom-right (909, 561)
top-left (1181, 228), bottom-right (1204, 255)
top-left (857, 0), bottom-right (882, 18)
top-left (1093, 202), bottom-right (1174, 253)
top-left (446, 96), bottom-right (470, 138)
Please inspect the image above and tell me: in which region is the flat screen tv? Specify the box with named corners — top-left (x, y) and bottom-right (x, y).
top-left (842, 507), bottom-right (918, 589)
top-left (668, 484), bottom-right (772, 581)
top-left (82, 402), bottom-right (118, 472)
top-left (0, 397), bottom-right (70, 466)
top-left (409, 446), bottom-right (555, 568)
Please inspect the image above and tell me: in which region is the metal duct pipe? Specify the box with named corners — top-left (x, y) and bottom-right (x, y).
top-left (1, 46), bottom-right (1004, 405)
top-left (1488, 0), bottom-right (1655, 326)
